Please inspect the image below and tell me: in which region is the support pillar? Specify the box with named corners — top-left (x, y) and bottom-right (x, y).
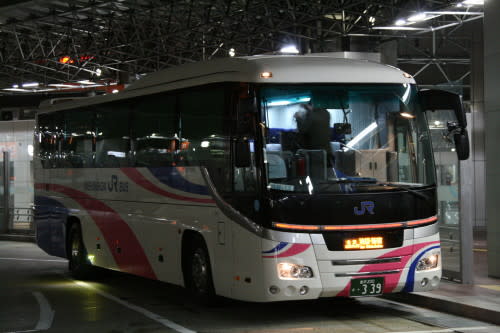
top-left (484, 0), bottom-right (500, 278)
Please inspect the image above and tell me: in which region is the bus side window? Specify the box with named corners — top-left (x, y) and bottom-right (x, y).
top-left (62, 109), bottom-right (95, 168)
top-left (38, 113), bottom-right (59, 169)
top-left (132, 94), bottom-right (178, 167)
top-left (179, 86), bottom-right (231, 194)
top-left (95, 103), bottom-right (131, 168)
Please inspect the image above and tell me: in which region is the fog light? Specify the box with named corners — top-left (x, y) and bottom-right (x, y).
top-left (431, 276), bottom-right (440, 287)
top-left (269, 285), bottom-right (280, 294)
top-left (416, 251), bottom-right (440, 271)
top-left (299, 286), bottom-right (309, 295)
top-left (278, 263), bottom-right (313, 279)
top-left (421, 278), bottom-right (429, 287)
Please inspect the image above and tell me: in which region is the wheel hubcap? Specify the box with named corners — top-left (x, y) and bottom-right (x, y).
top-left (192, 250), bottom-right (208, 293)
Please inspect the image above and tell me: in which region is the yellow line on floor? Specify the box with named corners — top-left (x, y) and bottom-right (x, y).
top-left (473, 248), bottom-right (488, 252)
top-left (478, 285), bottom-right (500, 292)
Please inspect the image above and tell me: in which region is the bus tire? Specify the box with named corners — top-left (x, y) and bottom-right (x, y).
top-left (68, 223), bottom-right (94, 280)
top-left (185, 235), bottom-right (215, 300)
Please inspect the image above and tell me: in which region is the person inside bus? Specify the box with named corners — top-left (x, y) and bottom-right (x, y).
top-left (294, 101), bottom-right (334, 164)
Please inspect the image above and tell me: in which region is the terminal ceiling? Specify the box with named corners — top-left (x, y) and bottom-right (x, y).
top-left (0, 0), bottom-right (483, 99)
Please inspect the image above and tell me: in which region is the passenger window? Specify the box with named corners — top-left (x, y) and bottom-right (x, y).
top-left (96, 103), bottom-right (131, 168)
top-left (132, 94), bottom-right (178, 167)
top-left (179, 86), bottom-right (231, 193)
top-left (38, 113), bottom-right (62, 169)
top-left (62, 109), bottom-right (95, 168)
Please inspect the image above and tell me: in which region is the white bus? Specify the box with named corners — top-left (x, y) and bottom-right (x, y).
top-left (34, 55), bottom-right (469, 302)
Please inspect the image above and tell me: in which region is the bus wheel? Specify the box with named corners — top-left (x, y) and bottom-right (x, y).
top-left (186, 237), bottom-right (215, 299)
top-left (68, 223), bottom-right (93, 279)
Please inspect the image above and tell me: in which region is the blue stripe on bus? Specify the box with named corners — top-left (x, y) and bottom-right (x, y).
top-left (402, 245), bottom-right (440, 292)
top-left (147, 167), bottom-right (209, 195)
top-left (34, 195), bottom-right (69, 259)
top-left (262, 242), bottom-right (288, 254)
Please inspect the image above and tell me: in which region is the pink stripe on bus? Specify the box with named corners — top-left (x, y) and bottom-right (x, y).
top-left (36, 183), bottom-right (157, 280)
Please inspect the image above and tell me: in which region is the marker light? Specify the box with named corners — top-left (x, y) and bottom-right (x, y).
top-left (278, 263), bottom-right (313, 279)
top-left (260, 71), bottom-right (273, 79)
top-left (416, 251), bottom-right (440, 271)
top-left (273, 222), bottom-right (320, 231)
top-left (274, 216), bottom-right (437, 232)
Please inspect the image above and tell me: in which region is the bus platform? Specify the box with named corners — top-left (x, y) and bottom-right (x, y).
top-left (1, 232), bottom-right (499, 326)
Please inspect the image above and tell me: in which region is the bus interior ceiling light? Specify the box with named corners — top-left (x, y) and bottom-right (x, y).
top-left (400, 112), bottom-right (415, 119)
top-left (267, 96), bottom-right (310, 106)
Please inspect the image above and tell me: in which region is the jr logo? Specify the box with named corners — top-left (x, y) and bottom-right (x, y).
top-left (354, 201), bottom-right (375, 216)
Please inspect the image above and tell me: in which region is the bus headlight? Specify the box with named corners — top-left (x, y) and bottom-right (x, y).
top-left (278, 263), bottom-right (313, 279)
top-left (416, 251), bottom-right (440, 271)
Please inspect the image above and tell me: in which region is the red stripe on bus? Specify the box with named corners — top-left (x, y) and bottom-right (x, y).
top-left (120, 168), bottom-right (215, 204)
top-left (335, 241), bottom-right (439, 297)
top-left (37, 183), bottom-right (157, 280)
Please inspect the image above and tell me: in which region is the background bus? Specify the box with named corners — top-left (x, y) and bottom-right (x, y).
top-left (34, 55), bottom-right (469, 302)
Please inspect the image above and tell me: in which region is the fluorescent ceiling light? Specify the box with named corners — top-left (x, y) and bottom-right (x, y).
top-left (395, 19), bottom-right (406, 26)
top-left (280, 45), bottom-right (299, 54)
top-left (77, 80), bottom-right (96, 85)
top-left (407, 13), bottom-right (427, 22)
top-left (48, 83), bottom-right (78, 88)
top-left (462, 0), bottom-right (484, 5)
top-left (3, 88), bottom-right (31, 92)
top-left (22, 82), bottom-right (39, 88)
top-left (372, 26), bottom-right (429, 31)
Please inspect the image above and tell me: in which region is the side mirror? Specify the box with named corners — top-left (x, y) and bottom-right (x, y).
top-left (448, 121), bottom-right (470, 160)
top-left (235, 137), bottom-right (251, 168)
top-left (419, 89), bottom-right (466, 128)
top-left (418, 89), bottom-right (469, 160)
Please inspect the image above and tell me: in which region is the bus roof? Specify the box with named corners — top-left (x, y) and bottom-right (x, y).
top-left (39, 55), bottom-right (415, 113)
top-left (127, 55), bottom-right (415, 92)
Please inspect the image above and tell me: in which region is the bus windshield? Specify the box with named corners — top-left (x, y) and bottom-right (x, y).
top-left (260, 84), bottom-right (435, 194)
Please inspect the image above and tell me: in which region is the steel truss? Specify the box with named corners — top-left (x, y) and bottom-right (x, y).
top-left (0, 0), bottom-right (483, 96)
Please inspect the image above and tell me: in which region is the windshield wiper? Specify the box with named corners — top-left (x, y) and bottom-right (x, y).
top-left (318, 178), bottom-right (377, 184)
top-left (380, 183), bottom-right (430, 200)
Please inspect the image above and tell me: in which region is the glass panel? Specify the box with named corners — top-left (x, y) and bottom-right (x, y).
top-left (132, 94), bottom-right (178, 167)
top-left (260, 84), bottom-right (435, 195)
top-left (179, 87), bottom-right (231, 193)
top-left (61, 109), bottom-right (95, 168)
top-left (96, 103), bottom-right (131, 168)
top-left (427, 110), bottom-right (461, 281)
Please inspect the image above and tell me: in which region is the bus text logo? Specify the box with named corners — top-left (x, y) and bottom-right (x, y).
top-left (354, 201), bottom-right (375, 216)
top-left (84, 175), bottom-right (129, 193)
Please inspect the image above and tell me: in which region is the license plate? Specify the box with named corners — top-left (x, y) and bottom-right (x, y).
top-left (344, 236), bottom-right (384, 250)
top-left (350, 277), bottom-right (384, 297)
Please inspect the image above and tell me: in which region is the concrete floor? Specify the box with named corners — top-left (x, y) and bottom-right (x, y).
top-left (1, 241), bottom-right (499, 333)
